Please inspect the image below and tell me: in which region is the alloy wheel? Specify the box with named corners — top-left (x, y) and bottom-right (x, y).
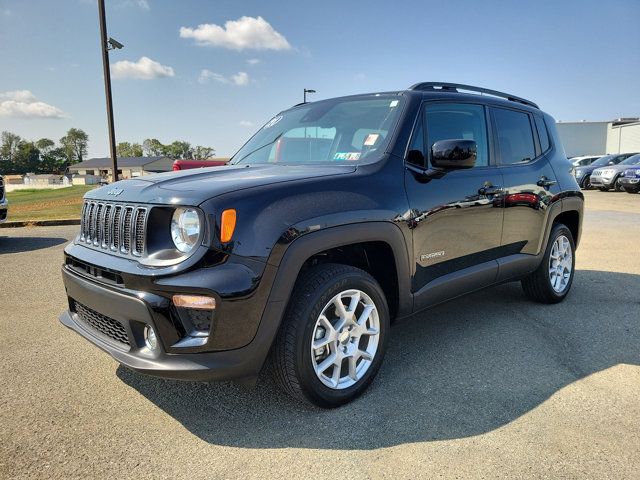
top-left (548, 235), bottom-right (573, 293)
top-left (310, 289), bottom-right (380, 389)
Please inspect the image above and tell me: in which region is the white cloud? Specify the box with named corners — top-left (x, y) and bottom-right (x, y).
top-left (231, 72), bottom-right (249, 86)
top-left (111, 56), bottom-right (174, 80)
top-left (247, 58), bottom-right (261, 65)
top-left (0, 90), bottom-right (66, 119)
top-left (198, 69), bottom-right (227, 84)
top-left (239, 120), bottom-right (254, 127)
top-left (199, 70), bottom-right (251, 86)
top-left (137, 0), bottom-right (150, 10)
top-left (0, 90), bottom-right (37, 102)
top-left (179, 16), bottom-right (291, 51)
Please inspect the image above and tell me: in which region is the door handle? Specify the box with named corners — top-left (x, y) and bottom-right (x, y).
top-left (537, 176), bottom-right (557, 188)
top-left (478, 181), bottom-right (503, 196)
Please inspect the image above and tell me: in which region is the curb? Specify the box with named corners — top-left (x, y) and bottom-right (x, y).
top-left (0, 219), bottom-right (81, 228)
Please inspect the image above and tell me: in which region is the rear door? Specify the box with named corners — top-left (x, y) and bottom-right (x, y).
top-left (492, 107), bottom-right (562, 256)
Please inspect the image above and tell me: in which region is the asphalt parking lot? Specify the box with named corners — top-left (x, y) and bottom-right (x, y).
top-left (1, 190), bottom-right (639, 479)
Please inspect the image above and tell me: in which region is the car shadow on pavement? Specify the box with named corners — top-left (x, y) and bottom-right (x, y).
top-left (117, 269), bottom-right (640, 450)
top-left (0, 236), bottom-right (67, 254)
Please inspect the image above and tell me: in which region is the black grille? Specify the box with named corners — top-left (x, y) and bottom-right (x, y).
top-left (122, 208), bottom-right (133, 252)
top-left (0, 176), bottom-right (5, 200)
top-left (80, 201), bottom-right (147, 257)
top-left (134, 209), bottom-right (146, 254)
top-left (74, 301), bottom-right (130, 346)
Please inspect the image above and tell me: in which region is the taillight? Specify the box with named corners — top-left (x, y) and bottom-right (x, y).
top-left (172, 163), bottom-right (181, 171)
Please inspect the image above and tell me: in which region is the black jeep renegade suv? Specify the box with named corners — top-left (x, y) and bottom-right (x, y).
top-left (60, 82), bottom-right (583, 407)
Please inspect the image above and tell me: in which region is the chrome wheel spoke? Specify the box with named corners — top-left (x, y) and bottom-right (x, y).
top-left (310, 289), bottom-right (380, 390)
top-left (548, 234), bottom-right (573, 293)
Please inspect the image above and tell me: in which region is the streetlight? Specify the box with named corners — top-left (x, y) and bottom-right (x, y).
top-left (303, 88), bottom-right (316, 103)
top-left (98, 0), bottom-right (123, 183)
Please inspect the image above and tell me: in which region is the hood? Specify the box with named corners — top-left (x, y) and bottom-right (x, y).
top-left (592, 164), bottom-right (635, 175)
top-left (84, 163), bottom-right (357, 205)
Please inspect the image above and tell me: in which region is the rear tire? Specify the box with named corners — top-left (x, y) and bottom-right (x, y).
top-left (522, 223), bottom-right (575, 304)
top-left (582, 175), bottom-right (592, 189)
top-left (271, 263), bottom-right (389, 408)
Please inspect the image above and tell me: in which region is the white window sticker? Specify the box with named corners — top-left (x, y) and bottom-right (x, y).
top-left (334, 152), bottom-right (361, 161)
top-left (263, 115), bottom-right (283, 129)
top-left (389, 100), bottom-right (399, 107)
top-left (363, 133), bottom-right (380, 146)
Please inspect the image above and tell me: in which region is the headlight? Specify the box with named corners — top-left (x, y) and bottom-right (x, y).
top-left (171, 207), bottom-right (201, 253)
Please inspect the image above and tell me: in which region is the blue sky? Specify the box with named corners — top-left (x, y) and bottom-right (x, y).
top-left (0, 0), bottom-right (639, 158)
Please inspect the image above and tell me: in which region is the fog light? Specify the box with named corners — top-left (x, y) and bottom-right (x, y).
top-left (172, 295), bottom-right (216, 310)
top-left (144, 324), bottom-right (158, 350)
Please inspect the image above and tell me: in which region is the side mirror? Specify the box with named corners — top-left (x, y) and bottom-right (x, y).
top-left (431, 139), bottom-right (477, 169)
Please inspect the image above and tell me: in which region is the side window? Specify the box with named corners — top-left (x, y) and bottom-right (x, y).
top-left (534, 115), bottom-right (550, 153)
top-left (493, 108), bottom-right (536, 164)
top-left (406, 115), bottom-right (425, 167)
top-left (424, 103), bottom-right (489, 167)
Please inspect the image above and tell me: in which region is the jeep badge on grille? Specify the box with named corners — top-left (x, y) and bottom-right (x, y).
top-left (107, 188), bottom-right (124, 196)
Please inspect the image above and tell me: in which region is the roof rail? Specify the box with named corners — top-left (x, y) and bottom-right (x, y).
top-left (409, 82), bottom-right (539, 109)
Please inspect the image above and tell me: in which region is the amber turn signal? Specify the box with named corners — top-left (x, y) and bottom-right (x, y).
top-left (220, 209), bottom-right (237, 243)
top-left (172, 295), bottom-right (216, 310)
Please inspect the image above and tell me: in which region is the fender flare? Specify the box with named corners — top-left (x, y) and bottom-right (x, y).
top-left (244, 222), bottom-right (413, 378)
top-left (266, 221), bottom-right (412, 313)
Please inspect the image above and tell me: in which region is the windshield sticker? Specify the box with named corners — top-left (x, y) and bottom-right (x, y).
top-left (389, 100), bottom-right (399, 108)
top-left (263, 115), bottom-right (283, 129)
top-left (334, 152), bottom-right (361, 161)
top-left (363, 133), bottom-right (380, 146)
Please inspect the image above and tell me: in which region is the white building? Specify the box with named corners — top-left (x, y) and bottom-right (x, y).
top-left (69, 156), bottom-right (174, 182)
top-left (557, 118), bottom-right (640, 157)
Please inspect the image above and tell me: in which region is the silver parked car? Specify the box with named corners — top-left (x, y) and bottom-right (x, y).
top-left (590, 154), bottom-right (640, 191)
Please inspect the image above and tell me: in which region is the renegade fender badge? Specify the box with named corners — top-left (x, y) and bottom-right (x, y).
top-left (421, 251), bottom-right (445, 261)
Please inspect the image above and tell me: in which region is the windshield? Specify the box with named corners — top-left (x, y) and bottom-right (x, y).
top-left (590, 155), bottom-right (615, 167)
top-left (621, 154), bottom-right (640, 165)
top-left (230, 95), bottom-right (404, 165)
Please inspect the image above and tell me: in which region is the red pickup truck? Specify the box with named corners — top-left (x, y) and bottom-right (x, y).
top-left (172, 158), bottom-right (229, 171)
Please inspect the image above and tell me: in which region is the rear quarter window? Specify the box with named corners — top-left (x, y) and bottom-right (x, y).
top-left (493, 108), bottom-right (536, 164)
top-left (534, 115), bottom-right (550, 153)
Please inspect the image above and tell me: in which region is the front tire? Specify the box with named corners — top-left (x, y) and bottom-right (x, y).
top-left (614, 177), bottom-right (624, 192)
top-left (522, 224), bottom-right (576, 304)
top-left (581, 175), bottom-right (592, 189)
top-left (271, 263), bottom-right (389, 408)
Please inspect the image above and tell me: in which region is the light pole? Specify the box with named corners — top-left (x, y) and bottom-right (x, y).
top-left (98, 0), bottom-right (123, 183)
top-left (303, 88), bottom-right (316, 103)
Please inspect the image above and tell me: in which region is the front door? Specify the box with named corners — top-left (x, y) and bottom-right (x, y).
top-left (404, 102), bottom-right (504, 308)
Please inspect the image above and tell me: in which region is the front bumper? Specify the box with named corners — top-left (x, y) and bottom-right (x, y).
top-left (620, 177), bottom-right (640, 190)
top-left (589, 176), bottom-right (614, 188)
top-left (60, 252), bottom-right (282, 382)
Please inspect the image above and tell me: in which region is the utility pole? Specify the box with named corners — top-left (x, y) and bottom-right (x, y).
top-left (98, 0), bottom-right (119, 182)
top-left (303, 88), bottom-right (316, 103)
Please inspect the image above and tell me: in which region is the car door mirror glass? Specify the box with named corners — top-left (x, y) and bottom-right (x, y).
top-left (431, 139), bottom-right (477, 169)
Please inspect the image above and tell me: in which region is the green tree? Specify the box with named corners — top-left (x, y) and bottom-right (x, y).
top-left (165, 141), bottom-right (192, 159)
top-left (11, 141), bottom-right (41, 174)
top-left (116, 142), bottom-right (143, 157)
top-left (35, 138), bottom-right (55, 153)
top-left (193, 146), bottom-right (216, 159)
top-left (1, 131), bottom-right (22, 172)
top-left (39, 146), bottom-right (67, 174)
top-left (142, 138), bottom-right (165, 157)
top-left (60, 128), bottom-right (88, 164)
